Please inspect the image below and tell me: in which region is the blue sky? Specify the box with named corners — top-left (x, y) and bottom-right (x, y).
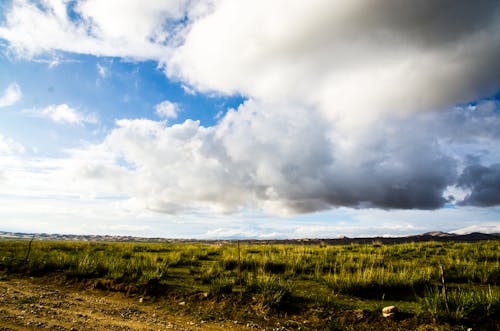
top-left (0, 0), bottom-right (500, 238)
top-left (0, 52), bottom-right (244, 156)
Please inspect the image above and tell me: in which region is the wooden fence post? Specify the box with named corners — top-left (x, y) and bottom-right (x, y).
top-left (440, 265), bottom-right (450, 314)
top-left (238, 240), bottom-right (242, 300)
top-left (25, 235), bottom-right (35, 264)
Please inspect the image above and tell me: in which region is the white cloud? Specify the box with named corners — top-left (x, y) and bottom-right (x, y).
top-left (0, 133), bottom-right (25, 154)
top-left (53, 93), bottom-right (498, 216)
top-left (49, 59), bottom-right (60, 68)
top-left (155, 100), bottom-right (179, 119)
top-left (0, 0), bottom-right (190, 60)
top-left (75, 0), bottom-right (186, 43)
top-left (167, 1), bottom-right (500, 131)
top-left (28, 55), bottom-right (81, 68)
top-left (54, 99), bottom-right (479, 216)
top-left (96, 63), bottom-right (107, 78)
top-left (4, 1), bottom-right (499, 124)
top-left (2, 1), bottom-right (500, 120)
top-left (452, 223), bottom-right (500, 235)
top-left (25, 104), bottom-right (97, 125)
top-left (162, 1), bottom-right (500, 213)
top-left (0, 83), bottom-right (22, 108)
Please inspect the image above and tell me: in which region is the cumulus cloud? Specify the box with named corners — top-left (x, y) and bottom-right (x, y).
top-left (155, 100), bottom-right (180, 119)
top-left (25, 104), bottom-right (97, 125)
top-left (60, 99), bottom-right (466, 215)
top-left (0, 82), bottom-right (22, 107)
top-left (58, 91), bottom-right (500, 215)
top-left (0, 133), bottom-right (25, 154)
top-left (163, 0), bottom-right (500, 213)
top-left (167, 1), bottom-right (500, 128)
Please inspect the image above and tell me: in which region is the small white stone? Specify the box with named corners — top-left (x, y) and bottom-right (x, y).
top-left (382, 305), bottom-right (397, 318)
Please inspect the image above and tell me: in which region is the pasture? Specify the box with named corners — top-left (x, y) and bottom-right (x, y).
top-left (0, 239), bottom-right (499, 330)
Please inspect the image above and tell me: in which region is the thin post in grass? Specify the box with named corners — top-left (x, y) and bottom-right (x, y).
top-left (238, 240), bottom-right (242, 300)
top-left (24, 235), bottom-right (35, 264)
top-left (439, 265), bottom-right (450, 314)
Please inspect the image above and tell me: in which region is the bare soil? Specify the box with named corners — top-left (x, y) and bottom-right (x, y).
top-left (0, 277), bottom-right (253, 331)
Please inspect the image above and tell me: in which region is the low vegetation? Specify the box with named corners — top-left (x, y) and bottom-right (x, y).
top-left (0, 239), bottom-right (499, 330)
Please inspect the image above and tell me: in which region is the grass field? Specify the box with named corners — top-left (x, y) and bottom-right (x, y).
top-left (0, 239), bottom-right (499, 330)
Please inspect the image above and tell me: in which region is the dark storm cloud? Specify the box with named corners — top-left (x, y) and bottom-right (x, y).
top-left (458, 163), bottom-right (500, 206)
top-left (317, 118), bottom-right (459, 210)
top-left (359, 1), bottom-right (500, 45)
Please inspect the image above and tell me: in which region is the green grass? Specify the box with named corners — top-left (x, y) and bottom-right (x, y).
top-left (0, 239), bottom-right (499, 330)
top-left (419, 285), bottom-right (500, 322)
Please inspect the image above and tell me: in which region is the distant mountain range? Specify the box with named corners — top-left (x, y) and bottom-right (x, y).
top-left (0, 230), bottom-right (498, 245)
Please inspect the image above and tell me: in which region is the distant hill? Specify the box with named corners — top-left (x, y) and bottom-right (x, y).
top-left (0, 230), bottom-right (499, 245)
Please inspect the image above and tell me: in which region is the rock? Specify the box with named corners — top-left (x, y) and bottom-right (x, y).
top-left (382, 305), bottom-right (397, 318)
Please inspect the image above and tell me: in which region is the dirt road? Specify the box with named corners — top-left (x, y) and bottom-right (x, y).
top-left (0, 278), bottom-right (253, 331)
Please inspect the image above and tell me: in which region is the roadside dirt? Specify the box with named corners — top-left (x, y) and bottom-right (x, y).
top-left (0, 277), bottom-right (254, 331)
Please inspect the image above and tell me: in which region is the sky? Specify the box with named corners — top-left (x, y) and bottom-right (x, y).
top-left (0, 0), bottom-right (500, 239)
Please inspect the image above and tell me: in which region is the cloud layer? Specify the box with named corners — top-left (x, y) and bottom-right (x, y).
top-left (62, 99), bottom-right (496, 215)
top-left (167, 1), bottom-right (500, 121)
top-left (1, 1), bottom-right (500, 216)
